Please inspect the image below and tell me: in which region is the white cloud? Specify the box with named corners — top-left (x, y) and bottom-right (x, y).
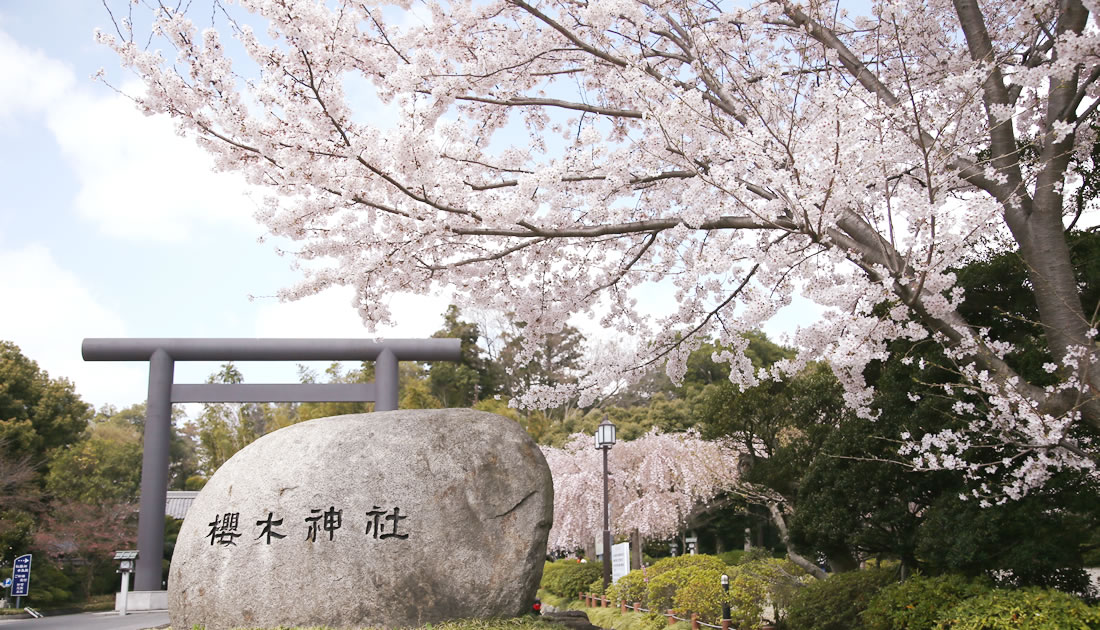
top-left (253, 286), bottom-right (449, 339)
top-left (0, 29), bottom-right (73, 123)
top-left (46, 84), bottom-right (259, 242)
top-left (0, 22), bottom-right (258, 242)
top-left (0, 242), bottom-right (144, 409)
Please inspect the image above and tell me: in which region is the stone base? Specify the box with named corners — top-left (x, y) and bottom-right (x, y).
top-left (116, 590), bottom-right (169, 611)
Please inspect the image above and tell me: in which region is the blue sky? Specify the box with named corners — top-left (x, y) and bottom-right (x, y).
top-left (0, 2), bottom-right (451, 411)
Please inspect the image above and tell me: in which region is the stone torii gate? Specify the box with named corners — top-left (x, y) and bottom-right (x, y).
top-left (82, 337), bottom-right (461, 593)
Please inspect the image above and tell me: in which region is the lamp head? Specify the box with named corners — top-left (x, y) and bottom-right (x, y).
top-left (595, 414), bottom-right (617, 448)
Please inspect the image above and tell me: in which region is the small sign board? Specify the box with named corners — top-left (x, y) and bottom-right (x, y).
top-left (1, 577), bottom-right (11, 588)
top-left (11, 554), bottom-right (31, 597)
top-left (611, 542), bottom-right (630, 583)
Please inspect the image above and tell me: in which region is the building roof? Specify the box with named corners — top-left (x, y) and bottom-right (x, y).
top-left (166, 490), bottom-right (199, 520)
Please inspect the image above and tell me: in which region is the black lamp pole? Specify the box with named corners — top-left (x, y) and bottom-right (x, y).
top-left (602, 444), bottom-right (611, 590)
top-left (721, 573), bottom-right (731, 627)
top-left (595, 415), bottom-right (617, 591)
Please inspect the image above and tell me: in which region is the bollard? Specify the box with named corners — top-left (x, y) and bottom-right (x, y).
top-left (691, 613), bottom-right (700, 630)
top-left (667, 610), bottom-right (676, 626)
top-left (634, 601), bottom-right (641, 613)
top-left (602, 595), bottom-right (608, 608)
top-left (621, 599), bottom-right (627, 613)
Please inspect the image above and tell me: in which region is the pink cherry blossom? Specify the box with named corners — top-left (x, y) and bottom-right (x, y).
top-left (100, 0), bottom-right (1100, 496)
top-left (541, 429), bottom-right (742, 551)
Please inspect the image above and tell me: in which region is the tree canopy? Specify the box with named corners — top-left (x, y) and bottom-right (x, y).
top-left (0, 340), bottom-right (90, 465)
top-left (100, 0), bottom-right (1100, 496)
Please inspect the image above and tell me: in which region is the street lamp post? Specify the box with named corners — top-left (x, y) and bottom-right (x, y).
top-left (721, 573), bottom-right (731, 630)
top-left (595, 414), bottom-right (617, 591)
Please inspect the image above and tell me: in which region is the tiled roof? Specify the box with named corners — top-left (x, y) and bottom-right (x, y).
top-left (166, 490), bottom-right (200, 520)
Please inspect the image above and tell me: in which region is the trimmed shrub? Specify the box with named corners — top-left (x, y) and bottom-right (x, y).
top-left (863, 574), bottom-right (991, 630)
top-left (541, 561), bottom-right (603, 599)
top-left (649, 565), bottom-right (719, 615)
top-left (671, 567), bottom-right (726, 624)
top-left (649, 554), bottom-right (729, 577)
top-left (640, 557), bottom-right (808, 629)
top-left (589, 577), bottom-right (607, 597)
top-left (608, 568), bottom-right (652, 606)
top-left (934, 587), bottom-right (1100, 630)
top-left (783, 568), bottom-right (896, 630)
top-left (734, 558), bottom-right (810, 626)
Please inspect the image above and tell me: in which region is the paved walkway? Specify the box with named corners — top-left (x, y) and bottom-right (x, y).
top-left (0, 610), bottom-right (168, 630)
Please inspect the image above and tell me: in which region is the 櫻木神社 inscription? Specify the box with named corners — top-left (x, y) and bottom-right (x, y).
top-left (206, 506), bottom-right (410, 546)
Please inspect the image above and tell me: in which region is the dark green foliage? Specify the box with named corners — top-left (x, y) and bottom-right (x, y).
top-left (934, 587), bottom-right (1100, 630)
top-left (164, 517), bottom-right (183, 589)
top-left (953, 229), bottom-right (1100, 386)
top-left (540, 561), bottom-right (603, 599)
top-left (788, 411), bottom-right (955, 573)
top-left (699, 359), bottom-right (843, 496)
top-left (916, 486), bottom-right (1100, 597)
top-left (24, 559), bottom-right (75, 607)
top-left (782, 569), bottom-right (896, 630)
top-left (719, 550), bottom-right (747, 565)
top-left (862, 574), bottom-right (992, 630)
top-left (788, 232), bottom-right (1100, 581)
top-left (0, 340), bottom-right (91, 467)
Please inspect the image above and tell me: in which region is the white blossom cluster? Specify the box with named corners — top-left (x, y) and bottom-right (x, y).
top-left (100, 0), bottom-right (1100, 497)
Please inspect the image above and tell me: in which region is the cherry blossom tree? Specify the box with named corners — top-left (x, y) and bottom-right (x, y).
top-left (541, 428), bottom-right (741, 552)
top-left (99, 0), bottom-right (1100, 495)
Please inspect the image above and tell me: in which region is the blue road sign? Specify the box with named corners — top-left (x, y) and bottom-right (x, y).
top-left (11, 554), bottom-right (31, 597)
top-left (1, 577), bottom-right (10, 588)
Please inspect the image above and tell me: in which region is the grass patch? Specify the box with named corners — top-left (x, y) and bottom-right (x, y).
top-left (537, 589), bottom-right (573, 611)
top-left (582, 606), bottom-right (686, 630)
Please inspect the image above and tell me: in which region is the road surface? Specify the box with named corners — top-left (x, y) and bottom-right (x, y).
top-left (0, 610), bottom-right (168, 630)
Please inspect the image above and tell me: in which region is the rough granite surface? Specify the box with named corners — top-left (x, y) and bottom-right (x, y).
top-left (168, 409), bottom-right (554, 630)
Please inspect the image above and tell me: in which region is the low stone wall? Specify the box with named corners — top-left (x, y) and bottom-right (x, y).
top-left (115, 590), bottom-right (169, 611)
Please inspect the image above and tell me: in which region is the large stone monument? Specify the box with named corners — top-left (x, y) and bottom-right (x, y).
top-left (168, 409), bottom-right (554, 630)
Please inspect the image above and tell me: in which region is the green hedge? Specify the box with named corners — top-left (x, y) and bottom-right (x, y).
top-left (934, 587), bottom-right (1100, 630)
top-left (783, 568), bottom-right (896, 630)
top-left (540, 561), bottom-right (603, 599)
top-left (670, 567), bottom-right (727, 624)
top-left (648, 554), bottom-right (729, 576)
top-left (589, 554), bottom-right (807, 630)
top-left (608, 567), bottom-right (651, 606)
top-left (863, 574), bottom-right (991, 630)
